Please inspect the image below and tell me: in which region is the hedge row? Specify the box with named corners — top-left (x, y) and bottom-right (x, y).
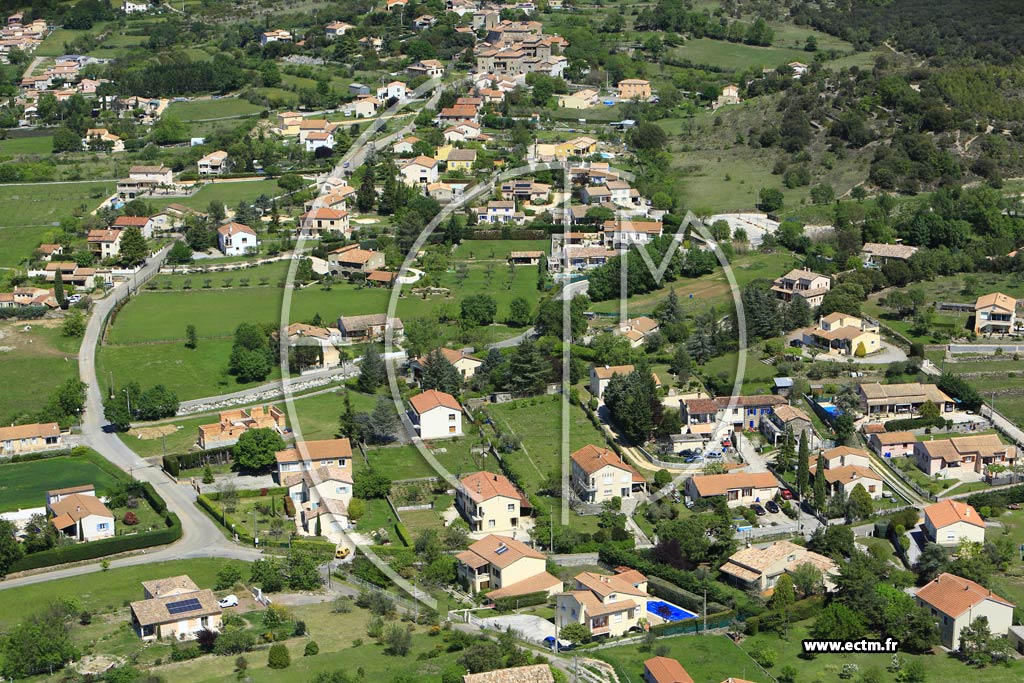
top-left (11, 513), bottom-right (182, 572)
top-left (3, 447), bottom-right (81, 464)
top-left (490, 590), bottom-right (550, 611)
top-left (394, 522), bottom-right (412, 547)
top-left (883, 415), bottom-right (947, 431)
top-left (196, 493), bottom-right (297, 548)
top-left (967, 484), bottom-right (1024, 511)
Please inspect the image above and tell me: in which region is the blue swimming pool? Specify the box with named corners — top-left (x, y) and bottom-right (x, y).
top-left (647, 600), bottom-right (698, 622)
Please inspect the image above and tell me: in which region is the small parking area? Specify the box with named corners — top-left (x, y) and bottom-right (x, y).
top-left (477, 614), bottom-right (556, 644)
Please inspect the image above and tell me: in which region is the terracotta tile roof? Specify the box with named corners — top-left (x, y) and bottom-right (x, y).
top-left (819, 464), bottom-right (882, 486)
top-left (410, 389), bottom-right (462, 414)
top-left (87, 228), bottom-right (121, 243)
top-left (574, 571), bottom-right (648, 598)
top-left (975, 292), bottom-right (1016, 312)
top-left (689, 472), bottom-right (779, 497)
top-left (683, 398), bottom-right (719, 415)
top-left (862, 242), bottom-right (918, 260)
top-left (915, 572), bottom-right (1013, 618)
top-left (486, 571), bottom-right (562, 599)
top-left (47, 483), bottom-right (93, 497)
top-left (822, 446), bottom-right (872, 461)
top-left (918, 434), bottom-right (1016, 463)
top-left (338, 313), bottom-right (403, 332)
top-left (457, 534), bottom-right (544, 569)
top-left (130, 588), bottom-right (221, 627)
top-left (714, 395), bottom-right (788, 409)
top-left (366, 270), bottom-right (396, 283)
top-left (113, 215), bottom-right (150, 227)
top-left (142, 575), bottom-right (199, 598)
top-left (858, 382), bottom-right (953, 404)
top-left (772, 404), bottom-right (811, 424)
top-left (924, 500), bottom-right (985, 530)
top-left (217, 222), bottom-right (255, 236)
top-left (644, 657), bottom-right (694, 683)
top-left (571, 444), bottom-right (645, 482)
top-left (49, 493), bottom-right (113, 525)
top-left (275, 438), bottom-right (352, 463)
top-left (460, 472), bottom-right (529, 506)
top-left (592, 364), bottom-right (635, 380)
top-left (462, 664), bottom-right (553, 683)
top-left (872, 431), bottom-right (916, 445)
top-left (0, 422), bottom-right (60, 442)
top-left (417, 347), bottom-right (482, 366)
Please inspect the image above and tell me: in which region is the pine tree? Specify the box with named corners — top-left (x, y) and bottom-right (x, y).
top-left (118, 225), bottom-right (148, 267)
top-left (536, 257), bottom-right (546, 291)
top-left (444, 214), bottom-right (463, 245)
top-left (356, 164), bottom-right (376, 212)
top-left (185, 324), bottom-right (198, 350)
top-left (357, 345), bottom-right (386, 392)
top-left (53, 267), bottom-right (66, 309)
top-left (337, 390), bottom-right (357, 438)
top-left (420, 349), bottom-right (462, 395)
top-left (813, 452), bottom-right (827, 511)
top-left (776, 427), bottom-right (796, 471)
top-left (508, 338), bottom-right (548, 395)
top-left (797, 430), bottom-right (810, 498)
top-left (315, 513), bottom-right (322, 537)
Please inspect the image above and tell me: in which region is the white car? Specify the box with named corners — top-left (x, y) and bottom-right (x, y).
top-left (218, 595), bottom-right (238, 608)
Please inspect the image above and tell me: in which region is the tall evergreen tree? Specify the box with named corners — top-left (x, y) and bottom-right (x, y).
top-left (508, 338), bottom-right (548, 395)
top-left (356, 164), bottom-right (376, 212)
top-left (337, 390), bottom-right (357, 439)
top-left (797, 430), bottom-right (810, 498)
top-left (444, 214), bottom-right (463, 245)
top-left (813, 452), bottom-right (827, 511)
top-left (776, 427), bottom-right (796, 471)
top-left (53, 267), bottom-right (66, 309)
top-left (604, 365), bottom-right (660, 444)
top-left (358, 344), bottom-right (387, 392)
top-left (118, 225), bottom-right (148, 267)
top-left (420, 349), bottom-right (462, 395)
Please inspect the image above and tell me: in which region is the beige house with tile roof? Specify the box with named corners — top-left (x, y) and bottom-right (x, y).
top-left (719, 540), bottom-right (838, 592)
top-left (914, 573), bottom-right (1014, 650)
top-left (0, 422), bottom-right (61, 455)
top-left (772, 268), bottom-right (831, 307)
top-left (286, 322), bottom-right (342, 369)
top-left (760, 404), bottom-right (815, 446)
top-left (275, 438), bottom-right (352, 480)
top-left (974, 292), bottom-right (1017, 335)
top-left (914, 434), bottom-right (1017, 477)
top-left (457, 472), bottom-right (530, 534)
top-left (686, 472), bottom-right (779, 507)
top-left (456, 534), bottom-right (561, 598)
top-left (589, 363), bottom-right (661, 399)
top-left (47, 488), bottom-right (114, 542)
top-left (923, 500), bottom-right (985, 547)
top-left (410, 347), bottom-right (483, 380)
top-left (130, 578), bottom-right (222, 641)
top-left (555, 570), bottom-right (648, 638)
top-left (861, 242), bottom-right (918, 266)
top-left (858, 382), bottom-right (954, 418)
top-left (570, 444), bottom-right (646, 503)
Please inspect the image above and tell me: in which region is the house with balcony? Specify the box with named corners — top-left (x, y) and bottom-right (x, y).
top-left (685, 471), bottom-right (779, 507)
top-left (87, 228), bottom-right (123, 260)
top-left (456, 534), bottom-right (561, 598)
top-left (197, 150), bottom-right (229, 175)
top-left (328, 244), bottom-right (384, 276)
top-left (601, 220), bottom-right (663, 250)
top-left (771, 269), bottom-right (831, 308)
top-left (283, 463), bottom-right (352, 537)
top-left (679, 398), bottom-right (719, 439)
top-left (456, 472), bottom-right (531, 535)
top-left (974, 292), bottom-right (1017, 335)
top-left (476, 200), bottom-right (525, 225)
top-left (299, 207), bottom-right (350, 237)
top-left (804, 313), bottom-right (881, 357)
top-left (555, 570), bottom-right (648, 638)
top-left (275, 438), bottom-right (351, 481)
top-left (569, 444), bottom-right (646, 504)
top-left (617, 79), bottom-right (651, 100)
top-left (714, 394), bottom-right (787, 430)
top-left (399, 156), bottom-right (439, 186)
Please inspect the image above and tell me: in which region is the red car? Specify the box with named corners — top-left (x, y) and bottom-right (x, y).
top-left (779, 489), bottom-right (794, 500)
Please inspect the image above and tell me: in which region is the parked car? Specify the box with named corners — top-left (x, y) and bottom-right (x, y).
top-left (750, 504), bottom-right (767, 516)
top-left (218, 595), bottom-right (238, 608)
top-left (684, 455), bottom-right (703, 463)
top-left (780, 489), bottom-right (794, 500)
top-left (335, 545), bottom-right (351, 559)
top-left (542, 636), bottom-right (573, 651)
top-left (706, 451), bottom-right (722, 459)
top-left (765, 500), bottom-right (780, 514)
top-left (684, 496), bottom-right (694, 509)
top-left (67, 294), bottom-right (82, 305)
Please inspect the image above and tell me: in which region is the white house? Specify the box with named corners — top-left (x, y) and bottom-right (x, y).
top-left (217, 222), bottom-right (259, 256)
top-left (376, 81), bottom-right (408, 101)
top-left (399, 156), bottom-right (439, 186)
top-left (570, 444), bottom-right (645, 503)
top-left (915, 573), bottom-right (1015, 651)
top-left (923, 500), bottom-right (986, 547)
top-left (260, 29), bottom-right (292, 46)
top-left (304, 130), bottom-right (335, 152)
top-left (325, 21), bottom-right (354, 38)
top-left (122, 1), bottom-right (150, 13)
top-left (198, 150), bottom-right (230, 175)
top-left (409, 389), bottom-right (463, 439)
top-left (46, 484), bottom-right (115, 542)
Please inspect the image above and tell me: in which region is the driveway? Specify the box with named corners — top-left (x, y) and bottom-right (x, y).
top-left (705, 213), bottom-right (779, 247)
top-left (477, 614), bottom-right (556, 644)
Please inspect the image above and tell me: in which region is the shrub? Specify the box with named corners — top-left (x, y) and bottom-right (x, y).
top-left (293, 620), bottom-right (306, 636)
top-left (304, 641), bottom-right (319, 657)
top-left (123, 511), bottom-right (138, 525)
top-left (214, 629), bottom-right (256, 655)
top-left (79, 610), bottom-right (92, 625)
top-left (267, 643), bottom-right (290, 669)
top-left (750, 645), bottom-right (777, 668)
top-left (215, 563), bottom-right (243, 590)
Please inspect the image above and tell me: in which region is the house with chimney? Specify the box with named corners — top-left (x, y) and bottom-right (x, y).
top-left (555, 570), bottom-right (648, 638)
top-left (130, 575), bottom-right (222, 642)
top-left (771, 268), bottom-right (831, 308)
top-left (46, 484), bottom-right (114, 542)
top-left (0, 422), bottom-right (62, 455)
top-left (456, 534), bottom-right (561, 598)
top-left (974, 292), bottom-right (1017, 335)
top-left (569, 445), bottom-right (645, 504)
top-left (923, 500), bottom-right (985, 547)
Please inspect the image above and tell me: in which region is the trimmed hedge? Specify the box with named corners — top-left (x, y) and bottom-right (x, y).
top-left (490, 590), bottom-right (550, 611)
top-left (394, 522), bottom-right (412, 547)
top-left (162, 454), bottom-right (180, 477)
top-left (11, 513), bottom-right (182, 572)
top-left (883, 415), bottom-right (946, 431)
top-left (967, 484), bottom-right (1024, 511)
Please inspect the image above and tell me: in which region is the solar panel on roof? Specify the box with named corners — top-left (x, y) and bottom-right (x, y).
top-left (495, 544), bottom-right (508, 554)
top-left (165, 597), bottom-right (202, 615)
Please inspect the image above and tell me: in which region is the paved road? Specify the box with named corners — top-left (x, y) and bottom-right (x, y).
top-left (1, 247), bottom-right (263, 591)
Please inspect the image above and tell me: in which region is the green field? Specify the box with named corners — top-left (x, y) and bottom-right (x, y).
top-left (97, 337), bottom-right (283, 402)
top-left (164, 98), bottom-right (265, 122)
top-left (0, 321), bottom-right (80, 425)
top-left (0, 134), bottom-right (54, 156)
top-left (700, 349), bottom-right (780, 395)
top-left (598, 633), bottom-right (770, 683)
top-left (0, 181), bottom-right (115, 227)
top-left (452, 239), bottom-right (549, 260)
top-left (0, 454), bottom-right (122, 513)
top-left (149, 178), bottom-right (283, 212)
top-left (0, 558), bottom-right (230, 629)
top-left (673, 37), bottom-right (822, 71)
top-left (0, 225), bottom-right (56, 267)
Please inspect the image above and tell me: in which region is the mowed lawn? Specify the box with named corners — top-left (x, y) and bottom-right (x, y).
top-left (0, 134), bottom-right (54, 156)
top-left (0, 455), bottom-right (121, 512)
top-left (149, 178), bottom-right (283, 212)
top-left (0, 320), bottom-right (80, 425)
top-left (97, 337), bottom-right (283, 401)
top-left (598, 633), bottom-right (770, 683)
top-left (0, 558), bottom-right (230, 629)
top-left (0, 181), bottom-right (115, 227)
top-left (672, 37), bottom-right (820, 71)
top-left (0, 225), bottom-right (56, 267)
top-left (164, 98), bottom-right (265, 121)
